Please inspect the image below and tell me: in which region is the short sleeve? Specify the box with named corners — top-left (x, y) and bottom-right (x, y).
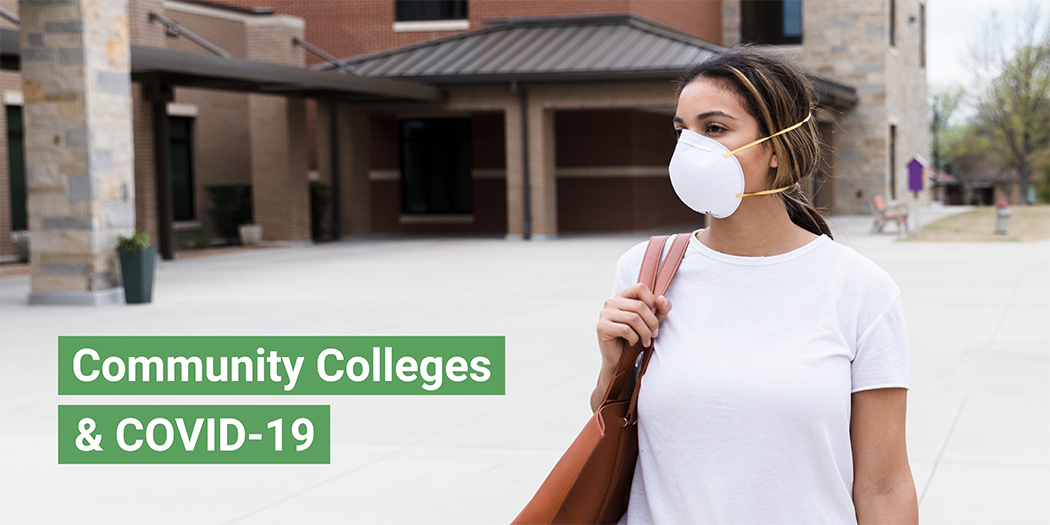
top-left (612, 241), bottom-right (648, 297)
top-left (851, 295), bottom-right (910, 392)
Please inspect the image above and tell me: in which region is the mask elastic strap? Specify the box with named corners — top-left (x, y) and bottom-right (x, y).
top-left (736, 185), bottom-right (794, 198)
top-left (723, 113), bottom-right (812, 158)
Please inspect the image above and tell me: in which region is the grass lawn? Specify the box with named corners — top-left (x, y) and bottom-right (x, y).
top-left (915, 205), bottom-right (1050, 242)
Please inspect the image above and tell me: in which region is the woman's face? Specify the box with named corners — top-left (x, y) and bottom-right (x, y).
top-left (673, 78), bottom-right (779, 194)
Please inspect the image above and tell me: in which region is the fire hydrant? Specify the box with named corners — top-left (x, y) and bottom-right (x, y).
top-left (995, 199), bottom-right (1011, 235)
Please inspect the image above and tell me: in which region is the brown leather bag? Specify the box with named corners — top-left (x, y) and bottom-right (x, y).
top-left (511, 233), bottom-right (691, 525)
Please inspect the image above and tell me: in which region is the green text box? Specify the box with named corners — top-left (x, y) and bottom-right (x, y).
top-left (59, 405), bottom-right (330, 464)
top-left (59, 336), bottom-right (504, 395)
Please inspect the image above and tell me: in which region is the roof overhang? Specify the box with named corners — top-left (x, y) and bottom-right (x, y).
top-left (319, 14), bottom-right (857, 110)
top-left (1, 28), bottom-right (443, 103)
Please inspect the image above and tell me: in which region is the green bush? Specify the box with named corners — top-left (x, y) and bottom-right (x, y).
top-left (310, 181), bottom-right (330, 240)
top-left (204, 183), bottom-right (252, 244)
top-left (13, 233), bottom-right (29, 263)
top-left (116, 232), bottom-right (151, 252)
top-left (1035, 162), bottom-right (1050, 204)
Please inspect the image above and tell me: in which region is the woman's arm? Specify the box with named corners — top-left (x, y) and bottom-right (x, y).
top-left (590, 284), bottom-right (671, 412)
top-left (851, 387), bottom-right (918, 525)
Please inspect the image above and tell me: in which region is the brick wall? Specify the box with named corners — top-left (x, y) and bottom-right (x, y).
top-left (175, 89), bottom-right (252, 238)
top-left (368, 113), bottom-right (509, 235)
top-left (554, 109), bottom-right (698, 232)
top-left (130, 83), bottom-right (159, 244)
top-left (555, 110), bottom-right (676, 167)
top-left (220, 0), bottom-right (724, 66)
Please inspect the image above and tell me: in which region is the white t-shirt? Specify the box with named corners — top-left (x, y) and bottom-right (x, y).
top-left (614, 230), bottom-right (909, 525)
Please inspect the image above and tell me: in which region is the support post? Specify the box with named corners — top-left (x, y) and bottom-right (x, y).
top-left (145, 81), bottom-right (174, 260)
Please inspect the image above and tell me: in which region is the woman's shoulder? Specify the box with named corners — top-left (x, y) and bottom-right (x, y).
top-left (616, 239), bottom-right (652, 271)
top-left (815, 239), bottom-right (902, 301)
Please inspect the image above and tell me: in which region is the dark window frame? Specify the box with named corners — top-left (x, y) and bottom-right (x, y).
top-left (919, 3), bottom-right (926, 67)
top-left (890, 0), bottom-right (897, 47)
top-left (889, 124), bottom-right (898, 201)
top-left (169, 116), bottom-right (196, 222)
top-left (740, 0), bottom-right (803, 46)
top-left (398, 118), bottom-right (474, 216)
top-left (6, 105), bottom-right (26, 231)
top-left (395, 0), bottom-right (468, 22)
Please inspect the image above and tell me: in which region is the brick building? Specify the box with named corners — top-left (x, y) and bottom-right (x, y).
top-left (0, 0), bottom-right (929, 303)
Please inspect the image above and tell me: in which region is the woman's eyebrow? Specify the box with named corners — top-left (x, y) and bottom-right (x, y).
top-left (697, 111), bottom-right (736, 120)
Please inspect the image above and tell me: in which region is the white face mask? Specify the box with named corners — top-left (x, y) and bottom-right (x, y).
top-left (668, 114), bottom-right (810, 218)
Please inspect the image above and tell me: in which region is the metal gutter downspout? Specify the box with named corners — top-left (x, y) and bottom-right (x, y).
top-left (515, 81), bottom-right (532, 240)
top-left (328, 100), bottom-right (341, 239)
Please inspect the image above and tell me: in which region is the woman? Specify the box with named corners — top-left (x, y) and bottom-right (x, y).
top-left (592, 49), bottom-right (919, 524)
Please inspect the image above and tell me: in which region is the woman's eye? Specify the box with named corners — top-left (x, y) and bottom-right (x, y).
top-left (673, 127), bottom-right (683, 140)
top-left (705, 123), bottom-right (727, 134)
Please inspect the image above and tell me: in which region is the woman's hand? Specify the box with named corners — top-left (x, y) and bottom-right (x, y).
top-left (590, 283), bottom-right (672, 412)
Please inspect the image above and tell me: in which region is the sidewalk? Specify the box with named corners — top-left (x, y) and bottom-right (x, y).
top-left (1, 207), bottom-right (1046, 524)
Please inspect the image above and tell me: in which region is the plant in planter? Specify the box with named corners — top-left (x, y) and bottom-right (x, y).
top-left (116, 232), bottom-right (156, 304)
top-left (238, 222), bottom-right (263, 246)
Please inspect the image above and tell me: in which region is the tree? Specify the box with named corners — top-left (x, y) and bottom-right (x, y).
top-left (942, 121), bottom-right (995, 204)
top-left (929, 85), bottom-right (966, 172)
top-left (969, 2), bottom-right (1050, 204)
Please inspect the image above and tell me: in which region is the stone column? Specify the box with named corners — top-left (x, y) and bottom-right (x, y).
top-left (20, 0), bottom-right (136, 305)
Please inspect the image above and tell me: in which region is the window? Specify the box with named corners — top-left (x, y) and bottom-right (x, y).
top-left (169, 116), bottom-right (195, 221)
top-left (741, 0), bottom-right (802, 45)
top-left (919, 3), bottom-right (926, 67)
top-left (395, 0), bottom-right (467, 22)
top-left (399, 119), bottom-right (473, 215)
top-left (889, 124), bottom-right (897, 200)
top-left (890, 0), bottom-right (897, 47)
top-left (6, 105), bottom-right (26, 231)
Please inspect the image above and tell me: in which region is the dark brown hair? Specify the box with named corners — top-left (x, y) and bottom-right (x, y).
top-left (675, 48), bottom-right (833, 238)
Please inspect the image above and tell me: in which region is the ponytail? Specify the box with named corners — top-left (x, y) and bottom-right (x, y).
top-left (783, 189), bottom-right (833, 239)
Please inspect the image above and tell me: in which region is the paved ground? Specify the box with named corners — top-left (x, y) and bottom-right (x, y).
top-left (1, 206), bottom-right (1046, 524)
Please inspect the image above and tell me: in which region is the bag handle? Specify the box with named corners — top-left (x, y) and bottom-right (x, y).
top-left (623, 233), bottom-right (690, 425)
top-left (602, 233), bottom-right (691, 410)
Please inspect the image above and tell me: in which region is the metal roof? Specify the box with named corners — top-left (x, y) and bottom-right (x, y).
top-left (320, 14), bottom-right (857, 108)
top-left (1, 27), bottom-right (442, 103)
top-left (323, 14), bottom-right (725, 84)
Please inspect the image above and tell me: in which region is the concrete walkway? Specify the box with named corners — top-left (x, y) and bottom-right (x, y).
top-left (1, 206), bottom-right (1046, 524)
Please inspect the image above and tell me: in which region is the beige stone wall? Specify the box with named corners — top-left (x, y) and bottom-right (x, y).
top-left (887, 0), bottom-right (930, 208)
top-left (722, 0), bottom-right (929, 215)
top-left (20, 0), bottom-right (136, 299)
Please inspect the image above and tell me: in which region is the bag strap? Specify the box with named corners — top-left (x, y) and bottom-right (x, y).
top-left (602, 233), bottom-right (691, 409)
top-left (623, 233), bottom-right (690, 426)
top-left (602, 235), bottom-right (668, 405)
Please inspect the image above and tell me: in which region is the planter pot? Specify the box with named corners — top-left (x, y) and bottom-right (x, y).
top-left (239, 224), bottom-right (263, 246)
top-left (118, 245), bottom-right (156, 304)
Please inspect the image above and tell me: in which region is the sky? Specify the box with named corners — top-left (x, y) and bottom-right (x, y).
top-left (925, 0), bottom-right (1042, 91)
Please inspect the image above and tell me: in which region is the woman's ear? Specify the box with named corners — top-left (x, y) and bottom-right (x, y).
top-left (769, 152), bottom-right (779, 169)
